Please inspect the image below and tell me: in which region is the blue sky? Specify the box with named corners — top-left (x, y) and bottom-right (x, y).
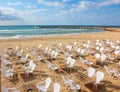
top-left (0, 0), bottom-right (120, 25)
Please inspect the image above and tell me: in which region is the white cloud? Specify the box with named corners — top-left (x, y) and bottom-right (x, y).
top-left (24, 8), bottom-right (48, 14)
top-left (37, 0), bottom-right (64, 8)
top-left (7, 1), bottom-right (22, 6)
top-left (55, 1), bottom-right (89, 16)
top-left (26, 5), bottom-right (36, 9)
top-left (99, 0), bottom-right (120, 7)
top-left (0, 7), bottom-right (21, 15)
top-left (0, 7), bottom-right (23, 21)
top-left (55, 0), bottom-right (120, 17)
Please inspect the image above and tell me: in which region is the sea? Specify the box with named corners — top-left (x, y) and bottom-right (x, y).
top-left (0, 25), bottom-right (119, 39)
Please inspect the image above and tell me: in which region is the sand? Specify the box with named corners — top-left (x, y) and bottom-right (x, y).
top-left (0, 29), bottom-right (120, 92)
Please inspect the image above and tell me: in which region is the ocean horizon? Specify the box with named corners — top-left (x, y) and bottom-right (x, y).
top-left (0, 25), bottom-right (120, 39)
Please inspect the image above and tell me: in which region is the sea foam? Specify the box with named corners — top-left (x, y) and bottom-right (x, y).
top-left (12, 35), bottom-right (26, 39)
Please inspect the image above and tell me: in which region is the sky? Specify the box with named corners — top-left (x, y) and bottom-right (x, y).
top-left (0, 0), bottom-right (120, 25)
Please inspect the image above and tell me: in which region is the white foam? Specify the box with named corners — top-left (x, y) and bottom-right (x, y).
top-left (12, 35), bottom-right (26, 39)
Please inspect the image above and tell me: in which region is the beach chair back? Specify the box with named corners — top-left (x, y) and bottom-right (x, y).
top-left (80, 49), bottom-right (85, 55)
top-left (95, 53), bottom-right (100, 59)
top-left (61, 75), bottom-right (70, 86)
top-left (45, 77), bottom-right (51, 89)
top-left (69, 59), bottom-right (75, 67)
top-left (3, 68), bottom-right (13, 78)
top-left (59, 42), bottom-right (62, 47)
top-left (51, 50), bottom-right (55, 56)
top-left (66, 56), bottom-right (72, 64)
top-left (31, 63), bottom-right (36, 71)
top-left (95, 46), bottom-right (100, 50)
top-left (104, 65), bottom-right (110, 73)
top-left (53, 51), bottom-right (58, 59)
top-left (69, 80), bottom-right (81, 91)
top-left (77, 48), bottom-right (81, 53)
top-left (25, 54), bottom-right (29, 59)
top-left (95, 71), bottom-right (104, 84)
top-left (29, 60), bottom-right (34, 67)
top-left (87, 67), bottom-right (96, 78)
top-left (100, 47), bottom-right (104, 52)
top-left (20, 49), bottom-right (23, 53)
top-left (100, 53), bottom-right (106, 63)
top-left (114, 50), bottom-right (119, 55)
top-left (38, 44), bottom-right (42, 49)
top-left (54, 83), bottom-right (61, 92)
top-left (16, 46), bottom-right (19, 51)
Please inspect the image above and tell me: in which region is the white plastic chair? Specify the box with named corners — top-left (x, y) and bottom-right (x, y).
top-left (19, 54), bottom-right (29, 63)
top-left (104, 65), bottom-right (114, 76)
top-left (51, 50), bottom-right (58, 60)
top-left (93, 71), bottom-right (104, 89)
top-left (100, 53), bottom-right (107, 63)
top-left (16, 49), bottom-right (23, 57)
top-left (79, 57), bottom-right (87, 64)
top-left (94, 53), bottom-right (100, 59)
top-left (54, 83), bottom-right (61, 92)
top-left (2, 86), bottom-right (20, 92)
top-left (87, 67), bottom-right (96, 78)
top-left (24, 60), bottom-right (33, 68)
top-left (69, 80), bottom-right (81, 92)
top-left (38, 44), bottom-right (42, 49)
top-left (3, 54), bottom-right (9, 59)
top-left (24, 62), bottom-right (36, 77)
top-left (2, 86), bottom-right (9, 92)
top-left (1, 59), bottom-right (11, 66)
top-left (67, 59), bottom-right (75, 72)
top-left (61, 75), bottom-right (71, 86)
top-left (58, 42), bottom-right (62, 47)
top-left (2, 68), bottom-right (14, 78)
top-left (114, 50), bottom-right (119, 55)
top-left (37, 55), bottom-right (43, 61)
top-left (36, 77), bottom-right (52, 92)
top-left (44, 47), bottom-right (49, 55)
top-left (45, 61), bottom-right (58, 72)
top-left (76, 48), bottom-right (81, 53)
top-left (113, 69), bottom-right (120, 80)
top-left (80, 49), bottom-right (85, 55)
top-left (66, 56), bottom-right (72, 64)
top-left (8, 87), bottom-right (20, 92)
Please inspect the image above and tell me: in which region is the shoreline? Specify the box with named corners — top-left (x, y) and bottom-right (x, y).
top-left (0, 31), bottom-right (104, 40)
top-left (0, 27), bottom-right (120, 40)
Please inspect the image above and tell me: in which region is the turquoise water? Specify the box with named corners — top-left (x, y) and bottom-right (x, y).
top-left (0, 25), bottom-right (107, 37)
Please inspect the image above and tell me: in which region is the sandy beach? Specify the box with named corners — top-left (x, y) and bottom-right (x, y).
top-left (1, 29), bottom-right (120, 92)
